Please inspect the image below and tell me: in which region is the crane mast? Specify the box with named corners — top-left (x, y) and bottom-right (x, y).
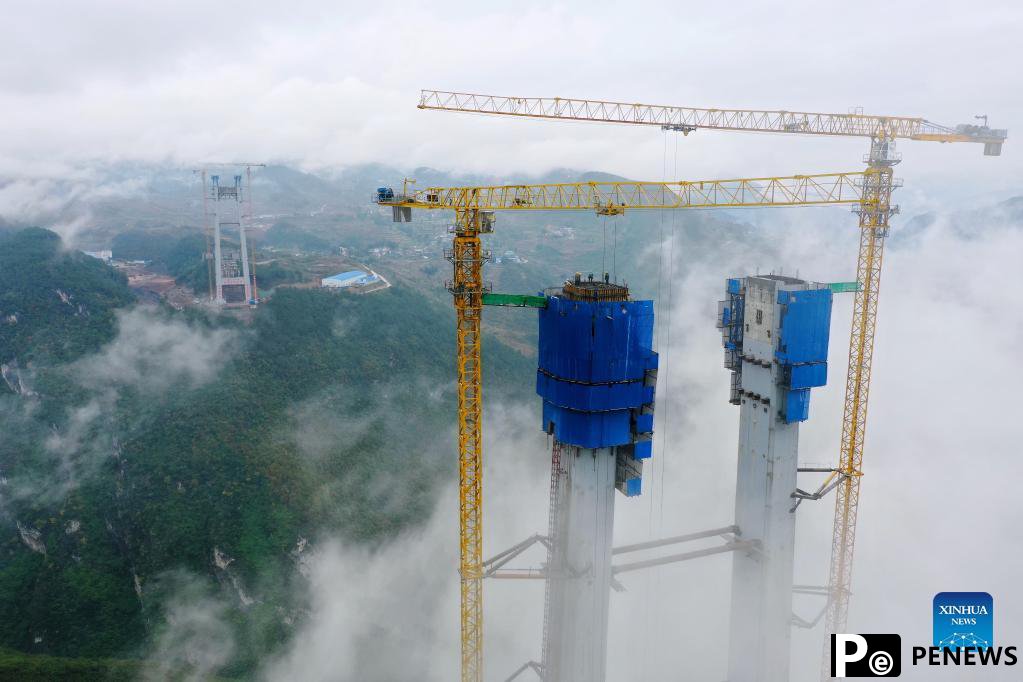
top-left (377, 171), bottom-right (870, 682)
top-left (823, 135), bottom-right (899, 675)
top-left (452, 203), bottom-right (486, 680)
top-left (416, 89), bottom-right (1005, 680)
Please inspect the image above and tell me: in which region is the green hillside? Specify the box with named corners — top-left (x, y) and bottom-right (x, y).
top-left (0, 228), bottom-right (136, 365)
top-left (0, 228), bottom-right (533, 676)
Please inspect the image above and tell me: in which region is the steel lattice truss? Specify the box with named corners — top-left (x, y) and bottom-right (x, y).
top-left (391, 172), bottom-right (867, 214)
top-left (419, 90), bottom-right (1006, 144)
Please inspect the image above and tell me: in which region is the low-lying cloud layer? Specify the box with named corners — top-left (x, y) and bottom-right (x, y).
top-left (2, 306), bottom-right (239, 508)
top-left (143, 571), bottom-right (238, 682)
top-left (75, 307), bottom-right (238, 394)
top-left (245, 205), bottom-right (1022, 681)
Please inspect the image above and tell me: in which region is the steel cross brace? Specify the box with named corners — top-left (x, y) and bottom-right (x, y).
top-left (790, 468), bottom-right (855, 513)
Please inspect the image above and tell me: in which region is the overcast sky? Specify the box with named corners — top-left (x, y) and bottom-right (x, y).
top-left (2, 1), bottom-right (1020, 207)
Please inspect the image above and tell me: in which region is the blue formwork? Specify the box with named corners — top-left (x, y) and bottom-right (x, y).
top-left (536, 372), bottom-right (654, 413)
top-left (537, 297), bottom-right (657, 384)
top-left (775, 289), bottom-right (832, 366)
top-left (775, 288), bottom-right (833, 423)
top-left (789, 363), bottom-right (827, 390)
top-left (785, 388), bottom-right (812, 423)
top-left (721, 279), bottom-right (833, 423)
top-left (537, 294), bottom-right (658, 491)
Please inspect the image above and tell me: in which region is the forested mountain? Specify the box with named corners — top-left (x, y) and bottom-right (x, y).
top-left (0, 228), bottom-right (533, 677)
top-left (0, 228), bottom-right (136, 366)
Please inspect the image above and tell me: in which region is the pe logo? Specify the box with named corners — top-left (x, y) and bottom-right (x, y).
top-left (831, 634), bottom-right (901, 677)
top-left (933, 592), bottom-right (992, 650)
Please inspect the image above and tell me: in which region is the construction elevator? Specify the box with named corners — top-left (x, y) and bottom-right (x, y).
top-left (536, 274), bottom-right (658, 681)
top-left (718, 275), bottom-right (833, 682)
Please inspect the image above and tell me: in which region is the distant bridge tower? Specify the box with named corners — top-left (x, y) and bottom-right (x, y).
top-left (537, 274), bottom-right (658, 681)
top-left (718, 275), bottom-right (834, 682)
top-left (203, 169), bottom-right (256, 305)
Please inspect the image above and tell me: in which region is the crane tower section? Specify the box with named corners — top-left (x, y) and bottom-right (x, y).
top-left (206, 173), bottom-right (255, 305)
top-left (718, 275), bottom-right (833, 682)
top-left (537, 274), bottom-right (657, 681)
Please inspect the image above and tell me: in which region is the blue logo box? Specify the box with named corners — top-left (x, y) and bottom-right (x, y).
top-left (933, 592), bottom-right (993, 650)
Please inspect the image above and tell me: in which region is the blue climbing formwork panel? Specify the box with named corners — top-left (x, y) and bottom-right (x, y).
top-left (537, 292), bottom-right (658, 495)
top-left (776, 287), bottom-right (833, 423)
top-left (540, 401), bottom-right (633, 449)
top-left (789, 363), bottom-right (827, 390)
top-left (785, 388), bottom-right (812, 423)
top-left (538, 296), bottom-right (657, 384)
top-left (536, 372), bottom-right (655, 413)
top-left (775, 288), bottom-right (832, 366)
top-left (720, 277), bottom-right (834, 423)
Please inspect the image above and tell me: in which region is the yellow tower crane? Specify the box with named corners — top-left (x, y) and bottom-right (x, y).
top-left (415, 89), bottom-right (1007, 679)
top-left (377, 171), bottom-right (876, 682)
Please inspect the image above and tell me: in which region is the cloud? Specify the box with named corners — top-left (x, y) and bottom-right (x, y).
top-left (0, 172), bottom-right (148, 242)
top-left (0, 179), bottom-right (75, 219)
top-left (74, 306), bottom-right (240, 394)
top-left (1, 306), bottom-right (241, 508)
top-left (259, 517), bottom-right (457, 681)
top-left (604, 204), bottom-right (1023, 680)
top-left (255, 204), bottom-right (1023, 681)
top-left (261, 400), bottom-right (549, 681)
top-left (142, 571), bottom-right (237, 682)
top-left (0, 0), bottom-right (1019, 206)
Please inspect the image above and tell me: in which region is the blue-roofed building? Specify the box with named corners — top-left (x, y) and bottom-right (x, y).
top-left (320, 269), bottom-right (380, 289)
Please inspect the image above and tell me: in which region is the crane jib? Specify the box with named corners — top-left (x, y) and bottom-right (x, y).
top-left (418, 90), bottom-right (1007, 154)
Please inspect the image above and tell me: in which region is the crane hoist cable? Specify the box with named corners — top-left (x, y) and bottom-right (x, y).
top-left (646, 135), bottom-right (680, 681)
top-left (642, 130), bottom-right (672, 680)
top-left (601, 213), bottom-right (608, 277)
